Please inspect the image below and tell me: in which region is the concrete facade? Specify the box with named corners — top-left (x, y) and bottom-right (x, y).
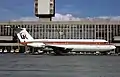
top-left (34, 0), bottom-right (55, 21)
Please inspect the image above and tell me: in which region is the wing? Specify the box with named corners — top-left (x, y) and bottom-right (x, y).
top-left (45, 44), bottom-right (65, 50)
top-left (45, 44), bottom-right (73, 52)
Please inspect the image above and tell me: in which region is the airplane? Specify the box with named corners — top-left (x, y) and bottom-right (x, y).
top-left (14, 27), bottom-right (116, 55)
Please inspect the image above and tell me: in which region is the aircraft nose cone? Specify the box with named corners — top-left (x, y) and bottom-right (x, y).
top-left (111, 45), bottom-right (116, 49)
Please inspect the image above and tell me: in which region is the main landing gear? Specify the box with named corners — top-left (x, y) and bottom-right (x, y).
top-left (52, 48), bottom-right (72, 56)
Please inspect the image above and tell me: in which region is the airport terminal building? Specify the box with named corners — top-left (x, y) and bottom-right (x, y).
top-left (0, 20), bottom-right (120, 53)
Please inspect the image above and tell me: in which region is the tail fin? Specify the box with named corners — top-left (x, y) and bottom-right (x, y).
top-left (14, 27), bottom-right (33, 42)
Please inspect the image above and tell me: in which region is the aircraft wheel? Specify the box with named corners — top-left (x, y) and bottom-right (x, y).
top-left (54, 50), bottom-right (63, 55)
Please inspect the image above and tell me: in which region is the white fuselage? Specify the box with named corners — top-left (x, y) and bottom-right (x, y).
top-left (46, 44), bottom-right (115, 51)
top-left (24, 39), bottom-right (116, 52)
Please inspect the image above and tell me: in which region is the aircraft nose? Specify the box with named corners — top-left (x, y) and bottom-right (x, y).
top-left (110, 45), bottom-right (116, 49)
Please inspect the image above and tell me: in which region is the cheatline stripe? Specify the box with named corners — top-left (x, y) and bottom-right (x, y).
top-left (20, 41), bottom-right (112, 45)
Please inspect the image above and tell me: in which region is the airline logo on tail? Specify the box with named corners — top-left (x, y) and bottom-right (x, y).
top-left (20, 32), bottom-right (28, 39)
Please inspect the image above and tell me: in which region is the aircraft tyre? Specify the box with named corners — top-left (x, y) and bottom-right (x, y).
top-left (54, 50), bottom-right (63, 55)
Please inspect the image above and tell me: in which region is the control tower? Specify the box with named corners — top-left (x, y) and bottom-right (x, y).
top-left (34, 0), bottom-right (55, 21)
